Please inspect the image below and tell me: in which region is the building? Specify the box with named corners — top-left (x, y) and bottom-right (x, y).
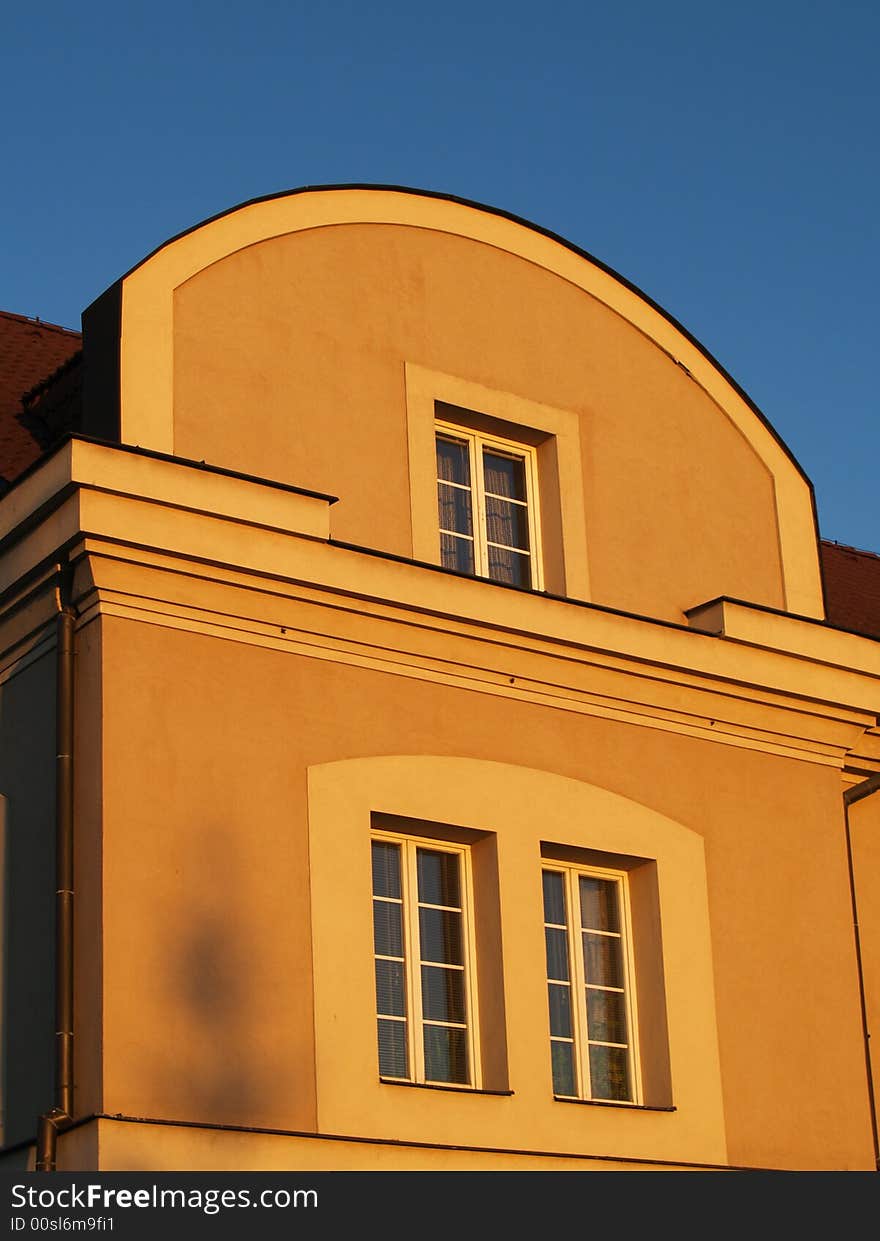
top-left (0, 186), bottom-right (878, 1171)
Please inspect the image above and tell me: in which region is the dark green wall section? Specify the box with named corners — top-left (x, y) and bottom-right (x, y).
top-left (0, 652), bottom-right (55, 1150)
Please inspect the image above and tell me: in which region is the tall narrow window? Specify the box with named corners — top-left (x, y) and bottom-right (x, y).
top-left (435, 421), bottom-right (542, 590)
top-left (372, 832), bottom-right (478, 1087)
top-left (543, 864), bottom-right (639, 1103)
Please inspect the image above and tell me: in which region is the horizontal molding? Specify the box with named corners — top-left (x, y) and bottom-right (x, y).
top-left (0, 454), bottom-right (877, 767)
top-left (77, 572), bottom-right (868, 768)
top-left (0, 454), bottom-right (877, 709)
top-left (0, 437), bottom-right (333, 566)
top-left (53, 1111), bottom-right (755, 1170)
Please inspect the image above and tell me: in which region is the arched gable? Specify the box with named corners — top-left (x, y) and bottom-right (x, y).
top-left (83, 186), bottom-right (823, 619)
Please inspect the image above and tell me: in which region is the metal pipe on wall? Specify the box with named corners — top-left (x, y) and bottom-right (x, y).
top-left (35, 565), bottom-right (76, 1172)
top-left (843, 770), bottom-right (880, 1171)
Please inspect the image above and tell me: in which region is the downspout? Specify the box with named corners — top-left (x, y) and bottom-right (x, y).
top-left (35, 564), bottom-right (76, 1172)
top-left (843, 770), bottom-right (880, 1171)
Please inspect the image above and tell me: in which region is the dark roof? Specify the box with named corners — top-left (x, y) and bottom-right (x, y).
top-left (0, 310), bottom-right (82, 491)
top-left (821, 541), bottom-right (880, 640)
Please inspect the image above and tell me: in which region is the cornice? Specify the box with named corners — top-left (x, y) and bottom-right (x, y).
top-left (0, 441), bottom-right (877, 769)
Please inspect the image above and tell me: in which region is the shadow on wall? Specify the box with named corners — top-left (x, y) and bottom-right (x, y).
top-left (138, 823), bottom-right (284, 1128)
top-left (0, 653), bottom-right (56, 1150)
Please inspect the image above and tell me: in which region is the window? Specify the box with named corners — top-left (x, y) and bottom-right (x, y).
top-left (435, 421), bottom-right (543, 590)
top-left (371, 831), bottom-right (479, 1087)
top-left (543, 863), bottom-right (640, 1103)
top-left (407, 366), bottom-right (591, 599)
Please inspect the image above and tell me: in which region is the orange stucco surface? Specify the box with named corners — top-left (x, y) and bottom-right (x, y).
top-left (172, 223), bottom-right (783, 624)
top-left (1, 189), bottom-right (874, 1174)
top-left (91, 613), bottom-right (874, 1169)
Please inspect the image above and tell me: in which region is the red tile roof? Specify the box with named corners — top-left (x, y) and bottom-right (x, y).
top-left (821, 541), bottom-right (880, 640)
top-left (0, 310), bottom-right (81, 490)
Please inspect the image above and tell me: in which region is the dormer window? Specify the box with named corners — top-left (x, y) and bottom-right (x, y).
top-left (435, 421), bottom-right (543, 590)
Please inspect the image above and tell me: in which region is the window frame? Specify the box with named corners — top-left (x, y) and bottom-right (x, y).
top-left (542, 860), bottom-right (643, 1105)
top-left (372, 828), bottom-right (482, 1090)
top-left (435, 419), bottom-right (545, 592)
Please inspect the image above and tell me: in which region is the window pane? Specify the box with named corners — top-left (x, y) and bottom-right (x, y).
top-left (378, 1018), bottom-right (408, 1078)
top-left (421, 965), bottom-right (467, 1024)
top-left (419, 907), bottom-right (464, 965)
top-left (417, 849), bottom-right (461, 907)
top-left (582, 932), bottom-right (624, 988)
top-left (589, 1044), bottom-right (632, 1102)
top-left (586, 987), bottom-right (628, 1045)
top-left (551, 1041), bottom-right (576, 1096)
top-left (485, 495), bottom-right (530, 551)
top-left (548, 983), bottom-right (572, 1037)
top-left (371, 841), bottom-right (401, 899)
top-left (542, 870), bottom-right (566, 926)
top-left (423, 1025), bottom-right (469, 1084)
top-left (545, 927), bottom-right (570, 981)
top-left (436, 435), bottom-right (471, 486)
top-left (440, 533), bottom-right (475, 575)
top-left (486, 544), bottom-right (531, 587)
top-left (375, 958), bottom-right (406, 1017)
top-left (437, 481), bottom-right (473, 536)
top-left (579, 875), bottom-right (621, 932)
top-left (483, 450), bottom-right (527, 501)
top-left (373, 899), bottom-right (403, 959)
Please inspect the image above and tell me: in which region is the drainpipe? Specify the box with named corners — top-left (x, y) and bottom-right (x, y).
top-left (35, 565), bottom-right (76, 1172)
top-left (843, 771), bottom-right (880, 1171)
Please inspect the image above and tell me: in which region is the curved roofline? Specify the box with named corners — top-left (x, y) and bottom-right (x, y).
top-left (110, 181), bottom-right (815, 498)
top-left (87, 182), bottom-right (824, 617)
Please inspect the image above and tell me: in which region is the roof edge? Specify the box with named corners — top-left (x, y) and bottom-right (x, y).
top-left (0, 308), bottom-right (81, 338)
top-left (83, 182), bottom-right (815, 497)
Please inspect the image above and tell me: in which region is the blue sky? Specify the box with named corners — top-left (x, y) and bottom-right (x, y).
top-left (3, 1), bottom-right (877, 550)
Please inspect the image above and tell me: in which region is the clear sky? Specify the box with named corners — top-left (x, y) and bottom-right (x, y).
top-left (3, 1), bottom-right (877, 551)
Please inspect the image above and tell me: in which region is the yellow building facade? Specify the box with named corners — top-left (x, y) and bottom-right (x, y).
top-left (1, 187), bottom-right (878, 1171)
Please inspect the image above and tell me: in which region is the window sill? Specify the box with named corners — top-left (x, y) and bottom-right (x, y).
top-left (553, 1096), bottom-right (676, 1112)
top-left (380, 1078), bottom-right (514, 1097)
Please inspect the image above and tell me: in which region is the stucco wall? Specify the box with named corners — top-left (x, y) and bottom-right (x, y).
top-left (96, 615), bottom-right (874, 1169)
top-left (171, 223), bottom-right (784, 623)
top-left (850, 790), bottom-right (880, 1127)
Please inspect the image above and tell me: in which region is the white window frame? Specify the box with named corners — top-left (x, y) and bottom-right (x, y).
top-left (542, 861), bottom-right (642, 1105)
top-left (435, 419), bottom-right (545, 591)
top-left (372, 829), bottom-right (481, 1089)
